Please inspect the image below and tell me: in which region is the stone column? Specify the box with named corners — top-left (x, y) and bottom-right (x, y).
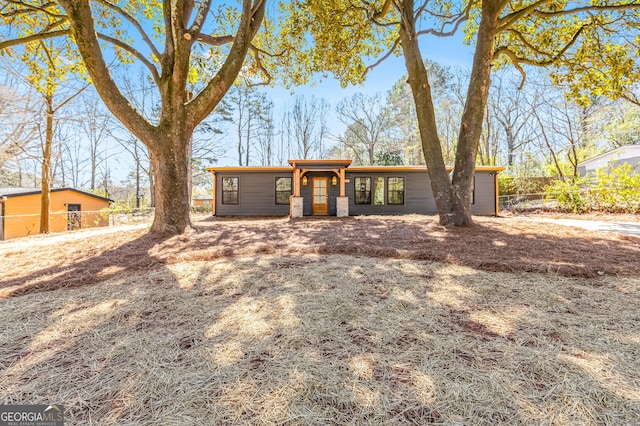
top-left (336, 196), bottom-right (349, 217)
top-left (290, 196), bottom-right (304, 218)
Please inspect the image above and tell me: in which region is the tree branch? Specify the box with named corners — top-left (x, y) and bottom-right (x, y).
top-left (366, 37), bottom-right (400, 73)
top-left (0, 29), bottom-right (69, 51)
top-left (500, 1), bottom-right (640, 31)
top-left (59, 0), bottom-right (157, 148)
top-left (621, 92), bottom-right (640, 107)
top-left (374, 0), bottom-right (394, 19)
top-left (531, 3), bottom-right (640, 19)
top-left (189, 0), bottom-right (212, 34)
top-left (249, 43), bottom-right (285, 58)
top-left (494, 48), bottom-right (528, 89)
top-left (494, 23), bottom-right (588, 90)
top-left (416, 5), bottom-right (470, 37)
top-left (2, 0), bottom-right (66, 20)
top-left (502, 23), bottom-right (587, 65)
top-left (194, 33), bottom-right (234, 46)
top-left (95, 0), bottom-right (162, 61)
top-left (52, 84), bottom-right (90, 114)
top-left (498, 0), bottom-right (550, 31)
top-left (247, 45), bottom-right (272, 87)
top-left (188, 0), bottom-right (266, 125)
top-left (96, 32), bottom-right (161, 84)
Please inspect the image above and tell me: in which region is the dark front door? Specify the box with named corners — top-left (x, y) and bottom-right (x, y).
top-left (312, 177), bottom-right (329, 215)
top-left (67, 204), bottom-right (81, 230)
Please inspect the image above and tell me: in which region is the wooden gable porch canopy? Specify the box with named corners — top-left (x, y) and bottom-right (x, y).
top-left (288, 159), bottom-right (353, 197)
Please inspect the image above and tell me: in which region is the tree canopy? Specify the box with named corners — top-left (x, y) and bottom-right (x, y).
top-left (2, 0), bottom-right (640, 231)
top-left (1, 0), bottom-right (288, 233)
top-left (291, 0), bottom-right (640, 225)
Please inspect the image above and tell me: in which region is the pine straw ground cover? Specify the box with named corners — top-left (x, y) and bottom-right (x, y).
top-left (0, 215), bottom-right (639, 424)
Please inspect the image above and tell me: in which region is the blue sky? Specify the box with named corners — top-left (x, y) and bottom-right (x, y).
top-left (87, 1), bottom-right (480, 174)
top-left (214, 31), bottom-right (476, 166)
top-left (272, 30), bottom-right (474, 103)
top-left (97, 10), bottom-right (478, 176)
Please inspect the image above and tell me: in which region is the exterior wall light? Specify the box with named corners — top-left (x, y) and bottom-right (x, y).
top-left (302, 176), bottom-right (308, 185)
top-left (331, 176), bottom-right (338, 185)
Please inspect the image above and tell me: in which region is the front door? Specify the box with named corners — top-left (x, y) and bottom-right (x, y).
top-left (312, 177), bottom-right (329, 215)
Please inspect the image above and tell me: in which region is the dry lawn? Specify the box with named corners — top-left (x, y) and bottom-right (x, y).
top-left (1, 215), bottom-right (639, 424)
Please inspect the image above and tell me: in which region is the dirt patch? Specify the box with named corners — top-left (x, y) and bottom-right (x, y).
top-left (1, 215), bottom-right (639, 298)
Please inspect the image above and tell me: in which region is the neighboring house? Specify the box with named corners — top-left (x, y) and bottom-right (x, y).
top-left (192, 196), bottom-right (214, 210)
top-left (206, 159), bottom-right (504, 218)
top-left (0, 187), bottom-right (113, 240)
top-left (578, 145), bottom-right (640, 176)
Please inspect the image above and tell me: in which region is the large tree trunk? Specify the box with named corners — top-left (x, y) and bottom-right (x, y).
top-left (450, 4), bottom-right (500, 225)
top-left (399, 0), bottom-right (453, 224)
top-left (400, 0), bottom-right (499, 226)
top-left (61, 0), bottom-right (265, 235)
top-left (149, 132), bottom-right (191, 234)
top-left (40, 94), bottom-right (53, 234)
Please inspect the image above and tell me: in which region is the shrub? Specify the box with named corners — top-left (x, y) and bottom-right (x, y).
top-left (545, 177), bottom-right (589, 213)
top-left (544, 165), bottom-right (640, 213)
top-left (591, 164), bottom-right (640, 213)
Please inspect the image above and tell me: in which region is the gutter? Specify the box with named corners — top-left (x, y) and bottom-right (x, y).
top-left (494, 170), bottom-right (502, 216)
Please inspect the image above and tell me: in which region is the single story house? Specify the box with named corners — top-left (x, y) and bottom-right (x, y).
top-left (578, 145), bottom-right (640, 176)
top-left (206, 160), bottom-right (504, 218)
top-left (0, 187), bottom-right (112, 240)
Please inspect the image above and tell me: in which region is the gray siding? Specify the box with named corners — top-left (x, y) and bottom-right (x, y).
top-left (214, 169), bottom-right (498, 216)
top-left (215, 171), bottom-right (293, 216)
top-left (613, 156), bottom-right (640, 170)
top-left (471, 172), bottom-right (497, 215)
top-left (347, 171), bottom-right (434, 215)
top-left (346, 170), bottom-right (497, 216)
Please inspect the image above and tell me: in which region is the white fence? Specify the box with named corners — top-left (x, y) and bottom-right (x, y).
top-left (499, 193), bottom-right (553, 211)
top-left (0, 208), bottom-right (156, 240)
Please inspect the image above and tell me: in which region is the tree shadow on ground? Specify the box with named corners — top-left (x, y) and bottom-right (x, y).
top-left (186, 215), bottom-right (640, 277)
top-left (2, 215), bottom-right (639, 300)
top-left (2, 253), bottom-right (638, 424)
top-left (0, 232), bottom-right (173, 299)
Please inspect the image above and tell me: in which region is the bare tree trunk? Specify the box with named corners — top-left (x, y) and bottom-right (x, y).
top-left (188, 137), bottom-right (193, 209)
top-left (147, 159), bottom-right (155, 208)
top-left (449, 5), bottom-right (499, 226)
top-left (237, 111), bottom-right (243, 166)
top-left (40, 94), bottom-right (53, 234)
top-left (533, 111), bottom-right (565, 181)
top-left (399, 0), bottom-right (453, 223)
top-left (135, 155), bottom-right (141, 209)
top-left (245, 114), bottom-right (251, 166)
top-left (91, 151), bottom-right (96, 189)
top-left (568, 142), bottom-right (579, 180)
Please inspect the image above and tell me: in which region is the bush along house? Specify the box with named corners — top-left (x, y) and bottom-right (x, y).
top-left (206, 160), bottom-right (504, 218)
